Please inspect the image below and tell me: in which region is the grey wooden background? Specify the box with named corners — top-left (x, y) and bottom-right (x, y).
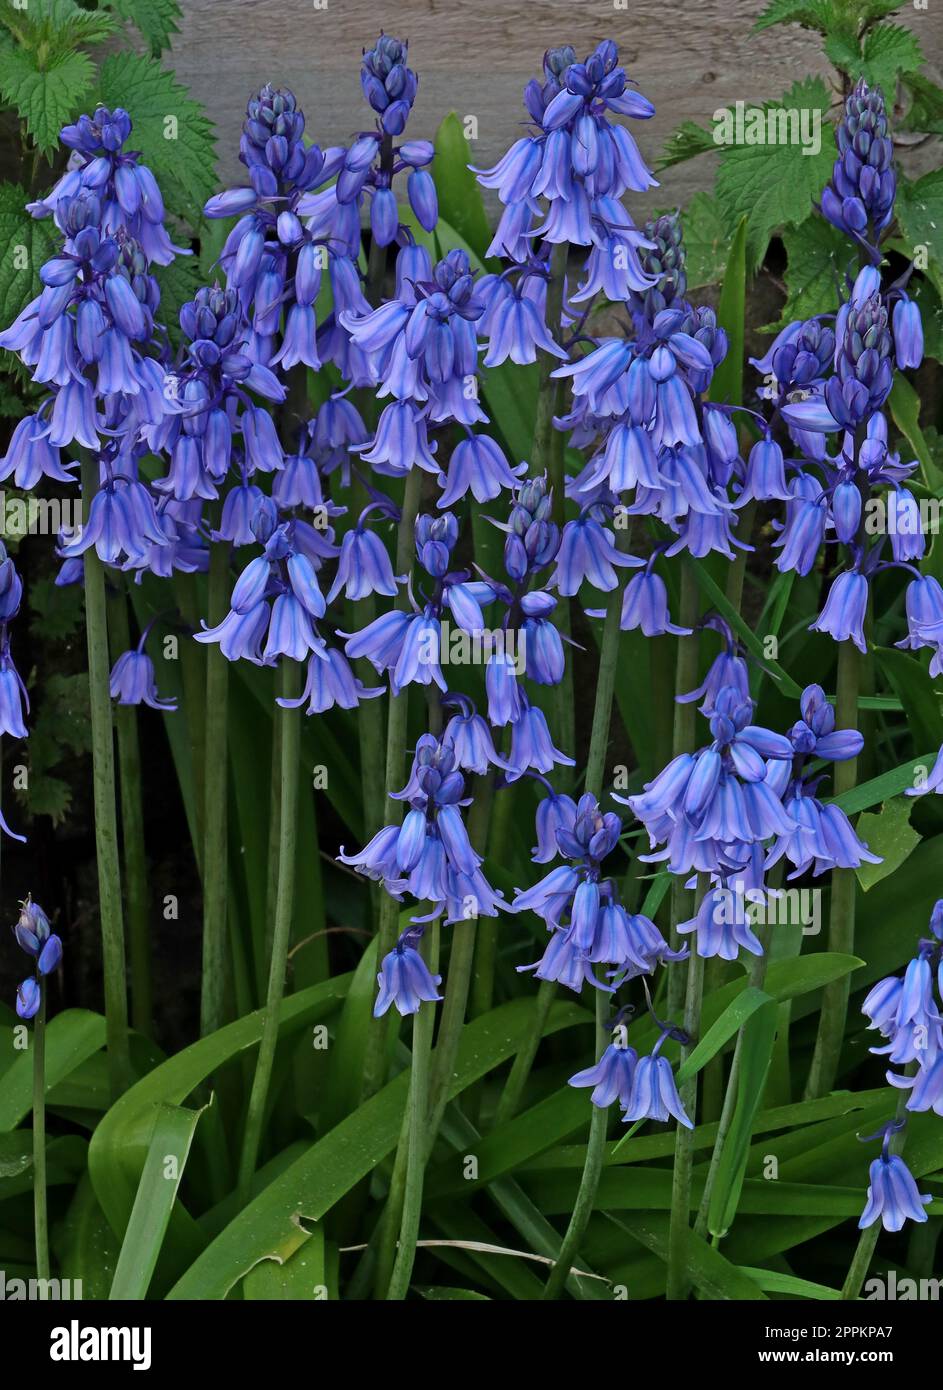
top-left (168, 0), bottom-right (941, 216)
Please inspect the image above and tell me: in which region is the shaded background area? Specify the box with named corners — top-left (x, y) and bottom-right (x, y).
top-left (168, 0), bottom-right (942, 207)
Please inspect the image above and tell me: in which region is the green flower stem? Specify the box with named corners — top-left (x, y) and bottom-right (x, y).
top-left (666, 562), bottom-right (701, 1023)
top-left (541, 572), bottom-right (624, 1299)
top-left (666, 872), bottom-right (708, 1300)
top-left (693, 914), bottom-right (774, 1242)
top-left (174, 574), bottom-right (206, 862)
top-left (805, 637), bottom-right (861, 1100)
top-left (541, 987), bottom-right (607, 1300)
top-left (81, 454), bottom-right (130, 1101)
top-left (425, 917), bottom-right (477, 1154)
top-left (469, 784), bottom-right (512, 1019)
top-left (492, 978), bottom-right (557, 1129)
top-left (361, 466), bottom-right (423, 1102)
top-left (32, 988), bottom-right (49, 1281)
top-left (236, 659), bottom-right (300, 1202)
top-left (371, 1101), bottom-right (411, 1298)
top-left (386, 921), bottom-right (440, 1300)
top-left (107, 588), bottom-right (151, 1037)
top-left (200, 541), bottom-right (231, 1040)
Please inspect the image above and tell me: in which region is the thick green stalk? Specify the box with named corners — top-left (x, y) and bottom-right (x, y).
top-left (541, 575), bottom-right (623, 1298)
top-left (107, 591), bottom-right (151, 1036)
top-left (541, 987), bottom-right (608, 1299)
top-left (81, 454), bottom-right (129, 1100)
top-left (425, 918), bottom-right (477, 1153)
top-left (694, 917), bottom-right (773, 1240)
top-left (470, 783), bottom-right (512, 1018)
top-left (666, 873), bottom-right (708, 1300)
top-left (493, 978), bottom-right (557, 1128)
top-left (361, 466), bottom-right (423, 1101)
top-left (32, 990), bottom-right (49, 1281)
top-left (236, 660), bottom-right (300, 1201)
top-left (174, 574), bottom-right (207, 860)
top-left (386, 922), bottom-right (440, 1300)
top-left (200, 542), bottom-right (231, 1039)
top-left (805, 638), bottom-right (861, 1099)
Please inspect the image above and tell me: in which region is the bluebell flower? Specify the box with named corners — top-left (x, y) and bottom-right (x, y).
top-left (110, 641), bottom-right (177, 711)
top-left (811, 569), bottom-right (869, 653)
top-left (437, 433), bottom-right (526, 507)
top-left (326, 509), bottom-right (400, 603)
top-left (821, 80), bottom-right (895, 262)
top-left (506, 696), bottom-right (575, 779)
top-left (859, 1151), bottom-right (931, 1232)
top-left (279, 647), bottom-right (383, 715)
top-left (16, 978), bottom-right (41, 1020)
top-left (677, 877), bottom-right (764, 961)
top-left (893, 295), bottom-right (923, 369)
top-left (374, 930), bottom-right (442, 1017)
top-left (533, 789), bottom-right (577, 863)
top-left (551, 512), bottom-right (640, 595)
top-left (569, 1041), bottom-right (638, 1108)
top-left (622, 1034), bottom-right (693, 1129)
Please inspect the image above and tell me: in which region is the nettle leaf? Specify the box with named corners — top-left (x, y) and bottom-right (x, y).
top-left (104, 0), bottom-right (182, 57)
top-left (826, 22), bottom-right (923, 92)
top-left (0, 44), bottom-right (95, 155)
top-left (0, 182), bottom-right (59, 328)
top-left (714, 79), bottom-right (836, 271)
top-left (755, 0), bottom-right (904, 35)
top-left (0, 0), bottom-right (117, 55)
top-left (97, 53), bottom-right (217, 224)
top-left (897, 170), bottom-right (943, 293)
top-left (772, 219), bottom-right (853, 327)
top-left (901, 73), bottom-right (943, 135)
top-left (657, 120), bottom-right (718, 171)
top-left (681, 191), bottom-right (728, 289)
top-left (753, 0), bottom-right (839, 34)
top-left (855, 799), bottom-right (921, 891)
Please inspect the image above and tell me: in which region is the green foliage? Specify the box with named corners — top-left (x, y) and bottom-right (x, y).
top-left (681, 191), bottom-right (728, 290)
top-left (714, 79), bottom-right (836, 271)
top-left (103, 0), bottom-right (182, 57)
top-left (0, 182), bottom-right (59, 327)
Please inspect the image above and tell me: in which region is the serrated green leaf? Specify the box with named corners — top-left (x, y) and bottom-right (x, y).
top-left (826, 21), bottom-right (922, 93)
top-left (714, 79), bottom-right (836, 271)
top-left (901, 72), bottom-right (943, 135)
top-left (755, 0), bottom-right (903, 35)
top-left (681, 192), bottom-right (728, 289)
top-left (657, 120), bottom-right (718, 171)
top-left (774, 219), bottom-right (853, 327)
top-left (104, 0), bottom-right (181, 56)
top-left (897, 170), bottom-right (943, 293)
top-left (0, 45), bottom-right (95, 155)
top-left (97, 52), bottom-right (217, 223)
top-left (0, 182), bottom-right (59, 326)
top-left (0, 0), bottom-right (117, 57)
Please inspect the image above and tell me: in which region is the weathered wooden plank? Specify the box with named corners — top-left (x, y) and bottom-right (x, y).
top-left (165, 0), bottom-right (942, 213)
